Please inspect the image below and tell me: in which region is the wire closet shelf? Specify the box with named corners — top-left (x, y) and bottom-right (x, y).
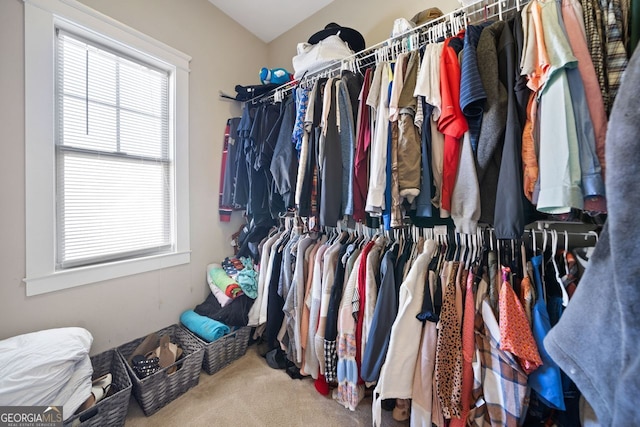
top-left (249, 0), bottom-right (528, 104)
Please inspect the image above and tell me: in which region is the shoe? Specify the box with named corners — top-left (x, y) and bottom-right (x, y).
top-left (155, 335), bottom-right (176, 369)
top-left (74, 373), bottom-right (112, 414)
top-left (92, 373), bottom-right (112, 403)
top-left (265, 349), bottom-right (287, 370)
top-left (167, 346), bottom-right (183, 375)
top-left (128, 333), bottom-right (159, 365)
top-left (132, 354), bottom-right (160, 379)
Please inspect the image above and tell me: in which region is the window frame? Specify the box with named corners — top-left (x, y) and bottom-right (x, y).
top-left (24, 0), bottom-right (192, 296)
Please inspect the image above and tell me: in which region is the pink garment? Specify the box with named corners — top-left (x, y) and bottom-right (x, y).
top-left (411, 271), bottom-right (439, 426)
top-left (450, 269), bottom-right (477, 427)
top-left (561, 0), bottom-right (607, 180)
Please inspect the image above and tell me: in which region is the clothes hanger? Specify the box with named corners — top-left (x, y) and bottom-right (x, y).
top-left (489, 228), bottom-right (494, 252)
top-left (551, 230), bottom-right (570, 307)
top-left (541, 228), bottom-right (548, 269)
top-left (464, 234), bottom-right (472, 269)
top-left (562, 230), bottom-right (569, 274)
top-left (471, 230), bottom-right (478, 266)
top-left (530, 228), bottom-right (537, 256)
top-left (511, 238), bottom-right (523, 278)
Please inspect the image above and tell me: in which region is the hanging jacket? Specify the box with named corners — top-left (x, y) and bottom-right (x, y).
top-left (545, 45), bottom-right (640, 426)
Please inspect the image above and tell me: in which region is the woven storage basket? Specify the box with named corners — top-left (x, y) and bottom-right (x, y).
top-left (63, 349), bottom-right (132, 427)
top-left (186, 326), bottom-right (251, 375)
top-left (117, 324), bottom-right (204, 416)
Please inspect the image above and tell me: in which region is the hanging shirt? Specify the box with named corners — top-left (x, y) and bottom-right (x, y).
top-left (476, 295), bottom-right (530, 426)
top-left (335, 252), bottom-right (365, 411)
top-left (438, 35), bottom-right (468, 215)
top-left (411, 269), bottom-right (440, 427)
top-left (353, 68), bottom-right (374, 222)
top-left (435, 261), bottom-right (463, 419)
top-left (365, 63), bottom-right (391, 216)
top-left (270, 95), bottom-right (299, 209)
top-left (450, 132), bottom-right (481, 234)
top-left (460, 24), bottom-right (490, 153)
top-left (498, 266), bottom-right (543, 374)
top-left (361, 247), bottom-right (398, 383)
top-left (476, 21), bottom-right (507, 227)
top-left (449, 268), bottom-right (477, 427)
top-left (537, 0), bottom-right (584, 213)
top-left (397, 52), bottom-right (422, 201)
top-left (292, 86), bottom-right (310, 152)
top-left (300, 239), bottom-right (323, 375)
top-left (606, 0), bottom-right (629, 108)
top-left (414, 100), bottom-right (435, 218)
top-left (338, 71), bottom-right (364, 216)
top-left (372, 240), bottom-right (438, 427)
top-left (304, 241), bottom-right (329, 378)
top-left (494, 21), bottom-right (529, 239)
top-left (323, 242), bottom-right (350, 383)
top-left (319, 78), bottom-right (344, 227)
top-left (528, 255), bottom-right (565, 410)
top-left (562, 0), bottom-right (608, 180)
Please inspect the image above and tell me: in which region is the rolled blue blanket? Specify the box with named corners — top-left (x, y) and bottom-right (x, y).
top-left (180, 310), bottom-right (230, 342)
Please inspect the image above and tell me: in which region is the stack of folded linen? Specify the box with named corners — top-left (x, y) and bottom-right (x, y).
top-left (206, 257), bottom-right (258, 307)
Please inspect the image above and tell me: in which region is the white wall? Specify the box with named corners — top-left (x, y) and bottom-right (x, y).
top-left (267, 0), bottom-right (459, 69)
top-left (0, 0), bottom-right (266, 354)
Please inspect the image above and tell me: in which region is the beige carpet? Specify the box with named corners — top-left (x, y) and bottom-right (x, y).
top-left (124, 346), bottom-right (408, 427)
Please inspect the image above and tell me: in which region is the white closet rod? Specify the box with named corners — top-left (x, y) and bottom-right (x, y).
top-left (250, 0), bottom-right (528, 104)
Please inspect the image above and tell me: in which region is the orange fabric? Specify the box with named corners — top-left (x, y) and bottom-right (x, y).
top-left (522, 92), bottom-right (539, 202)
top-left (499, 266), bottom-right (543, 374)
top-left (519, 275), bottom-right (534, 326)
top-left (438, 35), bottom-right (468, 212)
top-left (450, 269), bottom-right (477, 427)
top-left (527, 1), bottom-right (551, 92)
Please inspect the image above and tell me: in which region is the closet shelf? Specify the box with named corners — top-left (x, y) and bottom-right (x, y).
top-left (249, 0), bottom-right (530, 104)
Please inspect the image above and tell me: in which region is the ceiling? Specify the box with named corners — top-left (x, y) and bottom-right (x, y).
top-left (208, 0), bottom-right (336, 43)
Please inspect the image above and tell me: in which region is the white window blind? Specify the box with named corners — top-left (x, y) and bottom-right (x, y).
top-left (55, 30), bottom-right (173, 269)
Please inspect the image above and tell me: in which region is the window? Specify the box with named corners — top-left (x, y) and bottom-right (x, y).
top-left (25, 0), bottom-right (191, 295)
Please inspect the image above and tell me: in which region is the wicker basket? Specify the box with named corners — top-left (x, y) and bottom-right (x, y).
top-left (186, 326), bottom-right (251, 375)
top-left (63, 349), bottom-right (132, 427)
top-left (116, 324), bottom-right (204, 416)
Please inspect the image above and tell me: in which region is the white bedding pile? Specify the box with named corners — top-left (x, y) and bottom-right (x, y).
top-left (0, 327), bottom-right (93, 420)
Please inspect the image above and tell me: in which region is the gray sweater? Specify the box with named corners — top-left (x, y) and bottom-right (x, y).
top-left (544, 45), bottom-right (640, 426)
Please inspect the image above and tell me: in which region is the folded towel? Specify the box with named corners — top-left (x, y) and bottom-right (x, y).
top-left (180, 310), bottom-right (230, 342)
top-left (207, 263), bottom-right (243, 298)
